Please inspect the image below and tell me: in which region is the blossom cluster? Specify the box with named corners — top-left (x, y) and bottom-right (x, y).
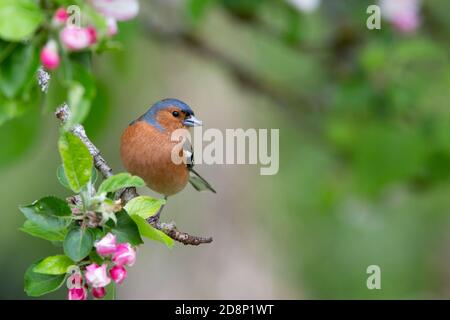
top-left (68, 233), bottom-right (136, 300)
top-left (40, 0), bottom-right (139, 70)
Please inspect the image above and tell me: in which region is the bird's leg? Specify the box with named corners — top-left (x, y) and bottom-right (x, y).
top-left (147, 204), bottom-right (164, 224)
top-left (147, 196), bottom-right (167, 224)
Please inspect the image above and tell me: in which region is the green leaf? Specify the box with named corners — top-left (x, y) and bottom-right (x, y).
top-left (57, 165), bottom-right (97, 190)
top-left (0, 43), bottom-right (39, 98)
top-left (0, 0), bottom-right (44, 41)
top-left (31, 196), bottom-right (71, 217)
top-left (98, 173), bottom-right (145, 195)
top-left (24, 260), bottom-right (66, 297)
top-left (56, 165), bottom-right (71, 189)
top-left (58, 132), bottom-right (93, 193)
top-left (124, 196), bottom-right (165, 219)
top-left (63, 227), bottom-right (94, 262)
top-left (131, 214), bottom-right (174, 248)
top-left (19, 197), bottom-right (72, 232)
top-left (20, 220), bottom-right (67, 241)
top-left (33, 255), bottom-right (74, 275)
top-left (109, 210), bottom-right (143, 246)
top-left (91, 168), bottom-right (99, 185)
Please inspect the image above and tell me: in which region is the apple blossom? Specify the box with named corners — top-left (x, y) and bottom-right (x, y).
top-left (92, 287), bottom-right (107, 299)
top-left (110, 265), bottom-right (127, 284)
top-left (95, 232), bottom-right (117, 256)
top-left (40, 40), bottom-right (60, 71)
top-left (53, 8), bottom-right (69, 26)
top-left (112, 243), bottom-right (136, 266)
top-left (68, 287), bottom-right (87, 300)
top-left (91, 0), bottom-right (139, 21)
top-left (84, 263), bottom-right (111, 288)
top-left (60, 26), bottom-right (91, 51)
top-left (87, 26), bottom-right (98, 45)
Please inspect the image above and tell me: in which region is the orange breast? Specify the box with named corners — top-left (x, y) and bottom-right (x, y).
top-left (120, 121), bottom-right (189, 196)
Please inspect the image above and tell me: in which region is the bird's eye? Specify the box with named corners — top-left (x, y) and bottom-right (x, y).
top-left (172, 111), bottom-right (179, 117)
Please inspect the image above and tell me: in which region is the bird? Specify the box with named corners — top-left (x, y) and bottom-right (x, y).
top-left (120, 98), bottom-right (216, 199)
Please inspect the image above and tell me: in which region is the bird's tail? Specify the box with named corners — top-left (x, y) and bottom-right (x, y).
top-left (189, 168), bottom-right (216, 193)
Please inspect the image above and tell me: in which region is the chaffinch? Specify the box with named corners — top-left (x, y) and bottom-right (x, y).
top-left (120, 98), bottom-right (216, 197)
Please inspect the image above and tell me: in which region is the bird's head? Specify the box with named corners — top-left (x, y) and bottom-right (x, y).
top-left (139, 98), bottom-right (202, 132)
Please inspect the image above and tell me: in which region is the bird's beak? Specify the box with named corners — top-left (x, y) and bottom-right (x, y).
top-left (183, 115), bottom-right (203, 127)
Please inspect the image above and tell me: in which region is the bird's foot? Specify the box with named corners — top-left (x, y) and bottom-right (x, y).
top-left (146, 202), bottom-right (165, 224)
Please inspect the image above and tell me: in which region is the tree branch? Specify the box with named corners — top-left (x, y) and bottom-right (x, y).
top-left (41, 69), bottom-right (212, 246)
top-left (55, 104), bottom-right (114, 179)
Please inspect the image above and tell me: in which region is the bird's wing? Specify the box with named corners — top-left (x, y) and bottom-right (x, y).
top-left (183, 141), bottom-right (216, 193)
top-left (184, 139), bottom-right (195, 169)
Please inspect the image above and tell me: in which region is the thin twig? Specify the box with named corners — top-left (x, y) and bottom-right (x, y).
top-left (40, 69), bottom-right (212, 245)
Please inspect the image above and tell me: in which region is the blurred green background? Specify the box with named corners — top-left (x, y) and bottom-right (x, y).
top-left (2, 0), bottom-right (450, 299)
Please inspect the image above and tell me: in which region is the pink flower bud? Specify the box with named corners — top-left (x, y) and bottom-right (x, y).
top-left (92, 286), bottom-right (107, 299)
top-left (40, 40), bottom-right (60, 70)
top-left (106, 17), bottom-right (118, 36)
top-left (53, 8), bottom-right (69, 25)
top-left (110, 265), bottom-right (127, 284)
top-left (95, 232), bottom-right (117, 256)
top-left (112, 243), bottom-right (136, 267)
top-left (86, 26), bottom-right (97, 45)
top-left (84, 263), bottom-right (111, 288)
top-left (68, 287), bottom-right (87, 300)
top-left (91, 0), bottom-right (139, 21)
top-left (60, 26), bottom-right (91, 51)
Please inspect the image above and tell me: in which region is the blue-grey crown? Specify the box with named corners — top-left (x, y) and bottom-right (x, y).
top-left (133, 98), bottom-right (194, 130)
top-left (150, 98), bottom-right (194, 116)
